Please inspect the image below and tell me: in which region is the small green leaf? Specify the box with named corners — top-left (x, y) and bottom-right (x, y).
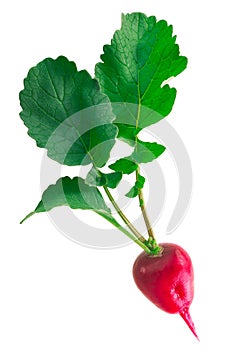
top-left (86, 167), bottom-right (122, 189)
top-left (104, 171), bottom-right (122, 188)
top-left (131, 139), bottom-right (166, 163)
top-left (85, 167), bottom-right (106, 187)
top-left (109, 158), bottom-right (138, 174)
top-left (116, 124), bottom-right (140, 146)
top-left (136, 174), bottom-right (146, 189)
top-left (20, 56), bottom-right (117, 167)
top-left (125, 186), bottom-right (138, 198)
top-left (21, 176), bottom-right (110, 223)
top-left (125, 174), bottom-right (145, 198)
top-left (139, 199), bottom-right (144, 207)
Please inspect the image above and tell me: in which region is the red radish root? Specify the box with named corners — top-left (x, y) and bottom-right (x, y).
top-left (133, 243), bottom-right (199, 340)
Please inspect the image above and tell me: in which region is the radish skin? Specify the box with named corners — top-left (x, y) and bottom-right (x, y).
top-left (133, 243), bottom-right (199, 339)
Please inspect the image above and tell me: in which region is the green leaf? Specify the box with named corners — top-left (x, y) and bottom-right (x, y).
top-left (131, 139), bottom-right (166, 163)
top-left (139, 199), bottom-right (144, 207)
top-left (125, 174), bottom-right (145, 198)
top-left (116, 124), bottom-right (140, 146)
top-left (86, 167), bottom-right (122, 188)
top-left (20, 56), bottom-right (117, 167)
top-left (20, 175), bottom-right (147, 248)
top-left (20, 176), bottom-right (110, 223)
top-left (125, 187), bottom-right (138, 198)
top-left (85, 167), bottom-right (107, 187)
top-left (136, 174), bottom-right (146, 189)
top-left (104, 171), bottom-right (122, 188)
top-left (109, 158), bottom-right (138, 174)
top-left (95, 12), bottom-right (187, 138)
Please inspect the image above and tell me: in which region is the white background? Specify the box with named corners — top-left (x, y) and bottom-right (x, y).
top-left (1, 0), bottom-right (233, 349)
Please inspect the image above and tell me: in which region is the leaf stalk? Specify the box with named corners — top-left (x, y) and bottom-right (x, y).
top-left (103, 185), bottom-right (146, 243)
top-left (136, 166), bottom-right (156, 241)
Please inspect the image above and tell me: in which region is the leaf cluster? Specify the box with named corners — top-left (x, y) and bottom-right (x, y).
top-left (19, 13), bottom-right (187, 233)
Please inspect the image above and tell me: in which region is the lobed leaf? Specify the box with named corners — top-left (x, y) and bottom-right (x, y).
top-left (20, 56), bottom-right (117, 167)
top-left (95, 12), bottom-right (187, 139)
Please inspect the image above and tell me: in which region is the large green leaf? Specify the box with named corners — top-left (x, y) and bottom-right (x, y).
top-left (20, 176), bottom-right (111, 223)
top-left (20, 56), bottom-right (117, 167)
top-left (20, 176), bottom-right (140, 245)
top-left (95, 12), bottom-right (187, 137)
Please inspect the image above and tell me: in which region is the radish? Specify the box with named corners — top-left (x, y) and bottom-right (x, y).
top-left (133, 243), bottom-right (199, 340)
top-left (19, 13), bottom-right (197, 341)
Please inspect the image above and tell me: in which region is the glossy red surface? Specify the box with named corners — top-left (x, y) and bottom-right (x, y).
top-left (133, 243), bottom-right (198, 339)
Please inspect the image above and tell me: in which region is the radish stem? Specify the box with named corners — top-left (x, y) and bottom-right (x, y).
top-left (103, 185), bottom-right (146, 243)
top-left (96, 211), bottom-right (151, 253)
top-left (136, 167), bottom-right (156, 241)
